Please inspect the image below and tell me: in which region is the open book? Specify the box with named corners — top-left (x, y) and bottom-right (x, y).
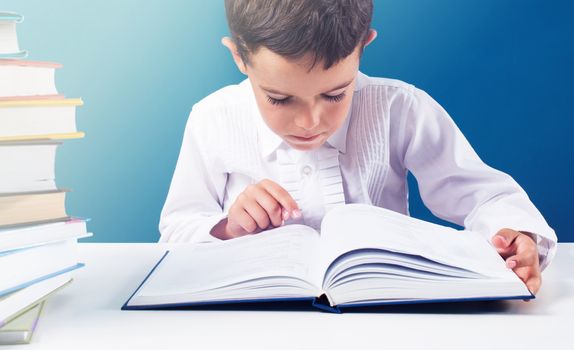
top-left (123, 204), bottom-right (531, 313)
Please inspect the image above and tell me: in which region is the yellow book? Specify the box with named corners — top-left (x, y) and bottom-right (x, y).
top-left (0, 302), bottom-right (45, 345)
top-left (0, 98), bottom-right (83, 139)
top-left (0, 98), bottom-right (83, 108)
top-left (0, 132), bottom-right (85, 142)
top-left (0, 190), bottom-right (68, 227)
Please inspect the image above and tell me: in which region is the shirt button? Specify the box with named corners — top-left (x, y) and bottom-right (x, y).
top-left (301, 165), bottom-right (313, 176)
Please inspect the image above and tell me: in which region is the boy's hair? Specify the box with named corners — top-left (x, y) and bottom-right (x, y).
top-left (224, 0), bottom-right (373, 69)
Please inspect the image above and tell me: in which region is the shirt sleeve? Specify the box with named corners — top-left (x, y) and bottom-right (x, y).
top-left (158, 106), bottom-right (227, 243)
top-left (399, 88), bottom-right (557, 270)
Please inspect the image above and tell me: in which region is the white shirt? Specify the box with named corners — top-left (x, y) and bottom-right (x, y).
top-left (159, 72), bottom-right (557, 270)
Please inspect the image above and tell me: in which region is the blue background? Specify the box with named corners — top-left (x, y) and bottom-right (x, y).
top-left (4, 0), bottom-right (572, 242)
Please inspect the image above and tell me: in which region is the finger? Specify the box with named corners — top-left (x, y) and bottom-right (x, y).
top-left (259, 179), bottom-right (300, 216)
top-left (492, 238), bottom-right (516, 259)
top-left (247, 185), bottom-right (284, 227)
top-left (526, 275), bottom-right (541, 295)
top-left (512, 265), bottom-right (541, 293)
top-left (505, 252), bottom-right (538, 270)
top-left (229, 207), bottom-right (260, 235)
top-left (507, 234), bottom-right (540, 268)
top-left (242, 197), bottom-right (271, 230)
top-left (492, 229), bottom-right (520, 259)
top-left (515, 266), bottom-right (541, 295)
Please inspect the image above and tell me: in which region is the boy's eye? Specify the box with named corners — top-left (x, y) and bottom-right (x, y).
top-left (265, 92), bottom-right (346, 106)
top-left (323, 92), bottom-right (346, 103)
top-left (266, 96), bottom-right (291, 106)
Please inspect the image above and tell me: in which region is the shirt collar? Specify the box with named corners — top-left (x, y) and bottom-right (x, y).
top-left (247, 71), bottom-right (367, 158)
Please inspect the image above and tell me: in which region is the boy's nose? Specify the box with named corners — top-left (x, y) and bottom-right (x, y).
top-left (294, 107), bottom-right (321, 130)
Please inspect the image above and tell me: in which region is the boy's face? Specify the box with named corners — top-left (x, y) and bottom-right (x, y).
top-left (237, 46), bottom-right (361, 151)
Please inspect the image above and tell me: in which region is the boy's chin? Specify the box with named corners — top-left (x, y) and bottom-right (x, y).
top-left (284, 133), bottom-right (327, 151)
top-left (285, 141), bottom-right (325, 152)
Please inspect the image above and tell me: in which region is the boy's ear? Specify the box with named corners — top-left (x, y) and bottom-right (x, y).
top-left (222, 37), bottom-right (248, 75)
top-left (364, 29), bottom-right (378, 47)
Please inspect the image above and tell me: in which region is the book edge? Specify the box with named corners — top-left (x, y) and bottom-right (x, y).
top-left (122, 250), bottom-right (171, 310)
top-left (122, 296), bottom-right (319, 311)
top-left (0, 52), bottom-right (28, 59)
top-left (0, 95), bottom-right (65, 102)
top-left (0, 278), bottom-right (71, 327)
top-left (0, 97), bottom-right (83, 107)
top-left (0, 132), bottom-right (85, 142)
top-left (0, 263), bottom-right (83, 298)
top-left (336, 293), bottom-right (535, 310)
top-left (0, 60), bottom-right (62, 68)
top-left (0, 12), bottom-right (23, 22)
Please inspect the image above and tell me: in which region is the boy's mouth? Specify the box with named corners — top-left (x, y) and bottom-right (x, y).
top-left (290, 134), bottom-right (322, 142)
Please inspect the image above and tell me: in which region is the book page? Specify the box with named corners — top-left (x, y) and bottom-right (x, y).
top-left (135, 225), bottom-right (322, 302)
top-left (318, 204), bottom-right (518, 281)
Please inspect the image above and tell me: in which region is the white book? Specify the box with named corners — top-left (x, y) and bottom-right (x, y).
top-left (0, 274), bottom-right (70, 328)
top-left (0, 219), bottom-right (91, 253)
top-left (0, 12), bottom-right (26, 58)
top-left (124, 204), bottom-right (531, 313)
top-left (0, 239), bottom-right (83, 297)
top-left (0, 301), bottom-right (45, 345)
top-left (0, 60), bottom-right (61, 98)
top-left (0, 98), bottom-right (82, 140)
top-left (0, 141), bottom-right (59, 194)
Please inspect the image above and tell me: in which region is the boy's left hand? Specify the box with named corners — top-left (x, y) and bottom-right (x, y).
top-left (492, 229), bottom-right (541, 295)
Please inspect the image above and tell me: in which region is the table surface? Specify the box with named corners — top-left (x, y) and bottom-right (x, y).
top-left (5, 243), bottom-right (573, 350)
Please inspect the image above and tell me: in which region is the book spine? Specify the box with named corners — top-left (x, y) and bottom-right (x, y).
top-left (0, 95), bottom-right (65, 102)
top-left (0, 98), bottom-right (83, 108)
top-left (0, 132), bottom-right (85, 142)
top-left (0, 60), bottom-right (62, 68)
top-left (311, 294), bottom-right (341, 313)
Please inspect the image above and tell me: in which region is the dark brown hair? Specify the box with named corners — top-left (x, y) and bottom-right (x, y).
top-left (224, 0), bottom-right (373, 69)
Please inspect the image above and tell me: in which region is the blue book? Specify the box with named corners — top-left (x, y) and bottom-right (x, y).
top-left (123, 204), bottom-right (533, 313)
top-left (0, 239), bottom-right (85, 298)
top-left (0, 12), bottom-right (23, 22)
top-left (0, 12), bottom-right (27, 58)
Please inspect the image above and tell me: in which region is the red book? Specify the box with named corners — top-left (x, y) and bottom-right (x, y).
top-left (0, 60), bottom-right (64, 99)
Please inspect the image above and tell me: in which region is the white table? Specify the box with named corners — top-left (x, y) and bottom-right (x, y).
top-left (8, 243), bottom-right (574, 350)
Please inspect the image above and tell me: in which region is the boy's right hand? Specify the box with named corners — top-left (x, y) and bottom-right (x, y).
top-left (210, 179), bottom-right (301, 240)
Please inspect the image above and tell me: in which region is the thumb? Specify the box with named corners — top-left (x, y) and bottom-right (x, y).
top-left (492, 228), bottom-right (520, 248)
top-left (492, 235), bottom-right (508, 249)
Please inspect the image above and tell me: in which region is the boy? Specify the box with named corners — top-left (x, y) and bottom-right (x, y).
top-left (159, 0), bottom-right (557, 295)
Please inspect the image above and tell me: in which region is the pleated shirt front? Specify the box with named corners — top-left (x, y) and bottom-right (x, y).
top-left (159, 72), bottom-right (557, 270)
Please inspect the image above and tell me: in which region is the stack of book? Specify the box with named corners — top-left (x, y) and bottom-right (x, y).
top-left (0, 12), bottom-right (91, 345)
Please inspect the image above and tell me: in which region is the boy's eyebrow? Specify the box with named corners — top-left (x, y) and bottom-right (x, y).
top-left (260, 79), bottom-right (354, 96)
